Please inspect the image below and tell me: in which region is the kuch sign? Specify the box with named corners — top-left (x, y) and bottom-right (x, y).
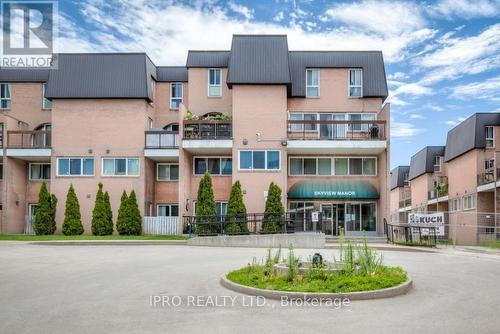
top-left (408, 212), bottom-right (445, 236)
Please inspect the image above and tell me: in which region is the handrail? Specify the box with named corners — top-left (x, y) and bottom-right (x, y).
top-left (287, 119), bottom-right (386, 140)
top-left (183, 120), bottom-right (232, 139)
top-left (7, 130), bottom-right (51, 148)
top-left (145, 130), bottom-right (179, 149)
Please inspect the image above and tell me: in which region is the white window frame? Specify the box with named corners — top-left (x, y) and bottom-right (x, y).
top-left (485, 126), bottom-right (494, 148)
top-left (208, 68), bottom-right (222, 97)
top-left (288, 113), bottom-right (318, 132)
top-left (42, 83), bottom-right (52, 109)
top-left (403, 172), bottom-right (410, 186)
top-left (305, 69), bottom-right (320, 98)
top-left (29, 163), bottom-right (51, 181)
top-left (170, 82), bottom-right (183, 109)
top-left (450, 198), bottom-right (460, 212)
top-left (433, 156), bottom-right (443, 172)
top-left (193, 156), bottom-right (232, 176)
top-left (238, 150), bottom-right (281, 171)
top-left (193, 201), bottom-right (228, 216)
top-left (485, 159), bottom-right (494, 170)
top-left (101, 157), bottom-right (140, 177)
top-left (157, 204), bottom-right (179, 217)
top-left (462, 194), bottom-right (475, 210)
top-left (28, 203), bottom-right (38, 217)
top-left (156, 163), bottom-right (179, 181)
top-left (0, 83), bottom-right (12, 109)
top-left (288, 156), bottom-right (377, 176)
top-left (348, 69), bottom-right (363, 97)
top-left (56, 157), bottom-right (95, 177)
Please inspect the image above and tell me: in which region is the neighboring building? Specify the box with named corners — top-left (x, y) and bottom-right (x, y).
top-left (0, 34), bottom-right (390, 236)
top-left (389, 165), bottom-right (410, 224)
top-left (389, 113), bottom-right (500, 244)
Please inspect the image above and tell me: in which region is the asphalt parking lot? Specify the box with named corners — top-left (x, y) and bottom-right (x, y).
top-left (1, 242), bottom-right (499, 334)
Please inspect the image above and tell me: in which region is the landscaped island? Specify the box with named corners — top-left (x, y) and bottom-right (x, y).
top-left (224, 238), bottom-right (410, 297)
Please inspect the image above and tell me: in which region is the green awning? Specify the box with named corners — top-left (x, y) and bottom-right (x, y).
top-left (288, 180), bottom-right (379, 200)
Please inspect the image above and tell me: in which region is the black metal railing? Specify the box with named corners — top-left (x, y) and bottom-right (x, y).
top-left (287, 119), bottom-right (386, 140)
top-left (183, 120), bottom-right (232, 139)
top-left (477, 169), bottom-right (497, 186)
top-left (145, 130), bottom-right (179, 149)
top-left (7, 130), bottom-right (51, 148)
top-left (384, 221), bottom-right (437, 247)
top-left (183, 212), bottom-right (323, 236)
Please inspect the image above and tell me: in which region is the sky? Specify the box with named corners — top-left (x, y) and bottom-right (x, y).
top-left (52, 0), bottom-right (499, 168)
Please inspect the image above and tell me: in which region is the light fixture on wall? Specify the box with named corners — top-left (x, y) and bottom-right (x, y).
top-left (242, 138), bottom-right (248, 145)
top-left (106, 149), bottom-right (110, 154)
top-left (88, 149), bottom-right (93, 154)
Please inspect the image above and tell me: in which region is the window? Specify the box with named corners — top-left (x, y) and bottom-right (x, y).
top-left (433, 156), bottom-right (443, 172)
top-left (157, 164), bottom-right (179, 181)
top-left (289, 157), bottom-right (376, 176)
top-left (463, 194), bottom-right (475, 210)
top-left (348, 69), bottom-right (362, 97)
top-left (208, 68), bottom-right (221, 97)
top-left (147, 117), bottom-right (153, 130)
top-left (289, 113), bottom-right (317, 132)
top-left (306, 69), bottom-right (320, 97)
top-left (193, 157), bottom-right (232, 176)
top-left (403, 172), bottom-right (410, 186)
top-left (164, 123), bottom-right (179, 132)
top-left (450, 198), bottom-right (460, 212)
top-left (170, 83), bottom-right (183, 109)
top-left (485, 159), bottom-right (494, 170)
top-left (485, 126), bottom-right (494, 148)
top-left (0, 163), bottom-right (3, 180)
top-left (102, 158), bottom-right (139, 176)
top-left (57, 158), bottom-right (94, 176)
top-left (239, 151), bottom-right (281, 171)
top-left (0, 84), bottom-right (11, 109)
top-left (348, 113), bottom-right (376, 131)
top-left (42, 83), bottom-right (51, 109)
top-left (157, 204), bottom-right (179, 217)
top-left (28, 203), bottom-right (38, 217)
top-left (193, 201), bottom-right (227, 216)
top-left (30, 163), bottom-right (51, 180)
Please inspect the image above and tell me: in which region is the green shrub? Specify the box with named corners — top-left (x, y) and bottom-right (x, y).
top-left (116, 191), bottom-right (128, 234)
top-left (195, 172), bottom-right (217, 234)
top-left (91, 183), bottom-right (113, 235)
top-left (62, 184), bottom-right (84, 235)
top-left (103, 191), bottom-right (113, 230)
top-left (262, 182), bottom-right (284, 233)
top-left (226, 181), bottom-right (247, 233)
top-left (116, 190), bottom-right (142, 235)
top-left (286, 245), bottom-right (299, 282)
top-left (33, 182), bottom-right (57, 235)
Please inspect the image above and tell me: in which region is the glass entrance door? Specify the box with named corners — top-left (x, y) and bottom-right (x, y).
top-left (321, 204), bottom-right (344, 235)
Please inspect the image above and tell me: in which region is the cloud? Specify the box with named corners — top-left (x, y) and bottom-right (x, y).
top-left (387, 72), bottom-right (408, 80)
top-left (393, 83), bottom-right (433, 96)
top-left (409, 114), bottom-right (425, 119)
top-left (323, 0), bottom-right (426, 36)
top-left (228, 1), bottom-right (254, 20)
top-left (273, 11), bottom-right (284, 22)
top-left (445, 117), bottom-right (467, 126)
top-left (429, 0), bottom-right (500, 19)
top-left (418, 23), bottom-right (500, 84)
top-left (387, 95), bottom-right (409, 106)
top-left (56, 0), bottom-right (436, 64)
top-left (451, 76), bottom-right (500, 101)
top-left (391, 121), bottom-right (425, 137)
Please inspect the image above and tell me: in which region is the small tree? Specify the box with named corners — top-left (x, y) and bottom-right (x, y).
top-left (195, 172), bottom-right (217, 234)
top-left (104, 191), bottom-right (113, 231)
top-left (116, 190), bottom-right (142, 235)
top-left (33, 182), bottom-right (57, 235)
top-left (116, 191), bottom-right (128, 234)
top-left (62, 184), bottom-right (84, 235)
top-left (225, 181), bottom-right (247, 234)
top-left (262, 182), bottom-right (285, 233)
top-left (91, 183), bottom-right (113, 235)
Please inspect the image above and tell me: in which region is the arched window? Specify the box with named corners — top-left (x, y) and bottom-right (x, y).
top-left (32, 123), bottom-right (51, 147)
top-left (163, 123), bottom-right (179, 132)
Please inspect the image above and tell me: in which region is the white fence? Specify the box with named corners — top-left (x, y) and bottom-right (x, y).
top-left (24, 216), bottom-right (35, 235)
top-left (143, 216), bottom-right (180, 235)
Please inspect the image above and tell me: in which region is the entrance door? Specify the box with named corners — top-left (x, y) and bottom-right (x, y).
top-left (345, 203), bottom-right (360, 233)
top-left (336, 204), bottom-right (345, 235)
top-left (321, 204), bottom-right (333, 235)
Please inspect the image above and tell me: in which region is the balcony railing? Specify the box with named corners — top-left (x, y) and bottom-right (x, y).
top-left (399, 198), bottom-right (411, 209)
top-left (7, 130), bottom-right (51, 148)
top-left (145, 130), bottom-right (179, 149)
top-left (287, 120), bottom-right (386, 140)
top-left (477, 168), bottom-right (500, 186)
top-left (183, 120), bottom-right (232, 140)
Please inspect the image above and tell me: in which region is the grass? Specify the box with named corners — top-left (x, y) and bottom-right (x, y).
top-left (479, 241), bottom-right (500, 249)
top-left (0, 234), bottom-right (188, 241)
top-left (226, 264), bottom-right (407, 293)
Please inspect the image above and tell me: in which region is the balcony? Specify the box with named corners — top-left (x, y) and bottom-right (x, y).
top-left (6, 130), bottom-right (51, 160)
top-left (144, 130), bottom-right (179, 161)
top-left (398, 188), bottom-right (411, 210)
top-left (182, 120), bottom-right (232, 154)
top-left (428, 178), bottom-right (448, 203)
top-left (477, 168), bottom-right (500, 192)
top-left (286, 119), bottom-right (387, 154)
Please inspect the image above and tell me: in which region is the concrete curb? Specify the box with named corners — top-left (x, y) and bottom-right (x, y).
top-left (28, 240), bottom-right (188, 246)
top-left (220, 275), bottom-right (413, 301)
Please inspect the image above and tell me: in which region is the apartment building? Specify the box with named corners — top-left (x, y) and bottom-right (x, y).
top-left (0, 34), bottom-right (390, 236)
top-left (389, 165), bottom-right (410, 223)
top-left (389, 113), bottom-right (500, 244)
